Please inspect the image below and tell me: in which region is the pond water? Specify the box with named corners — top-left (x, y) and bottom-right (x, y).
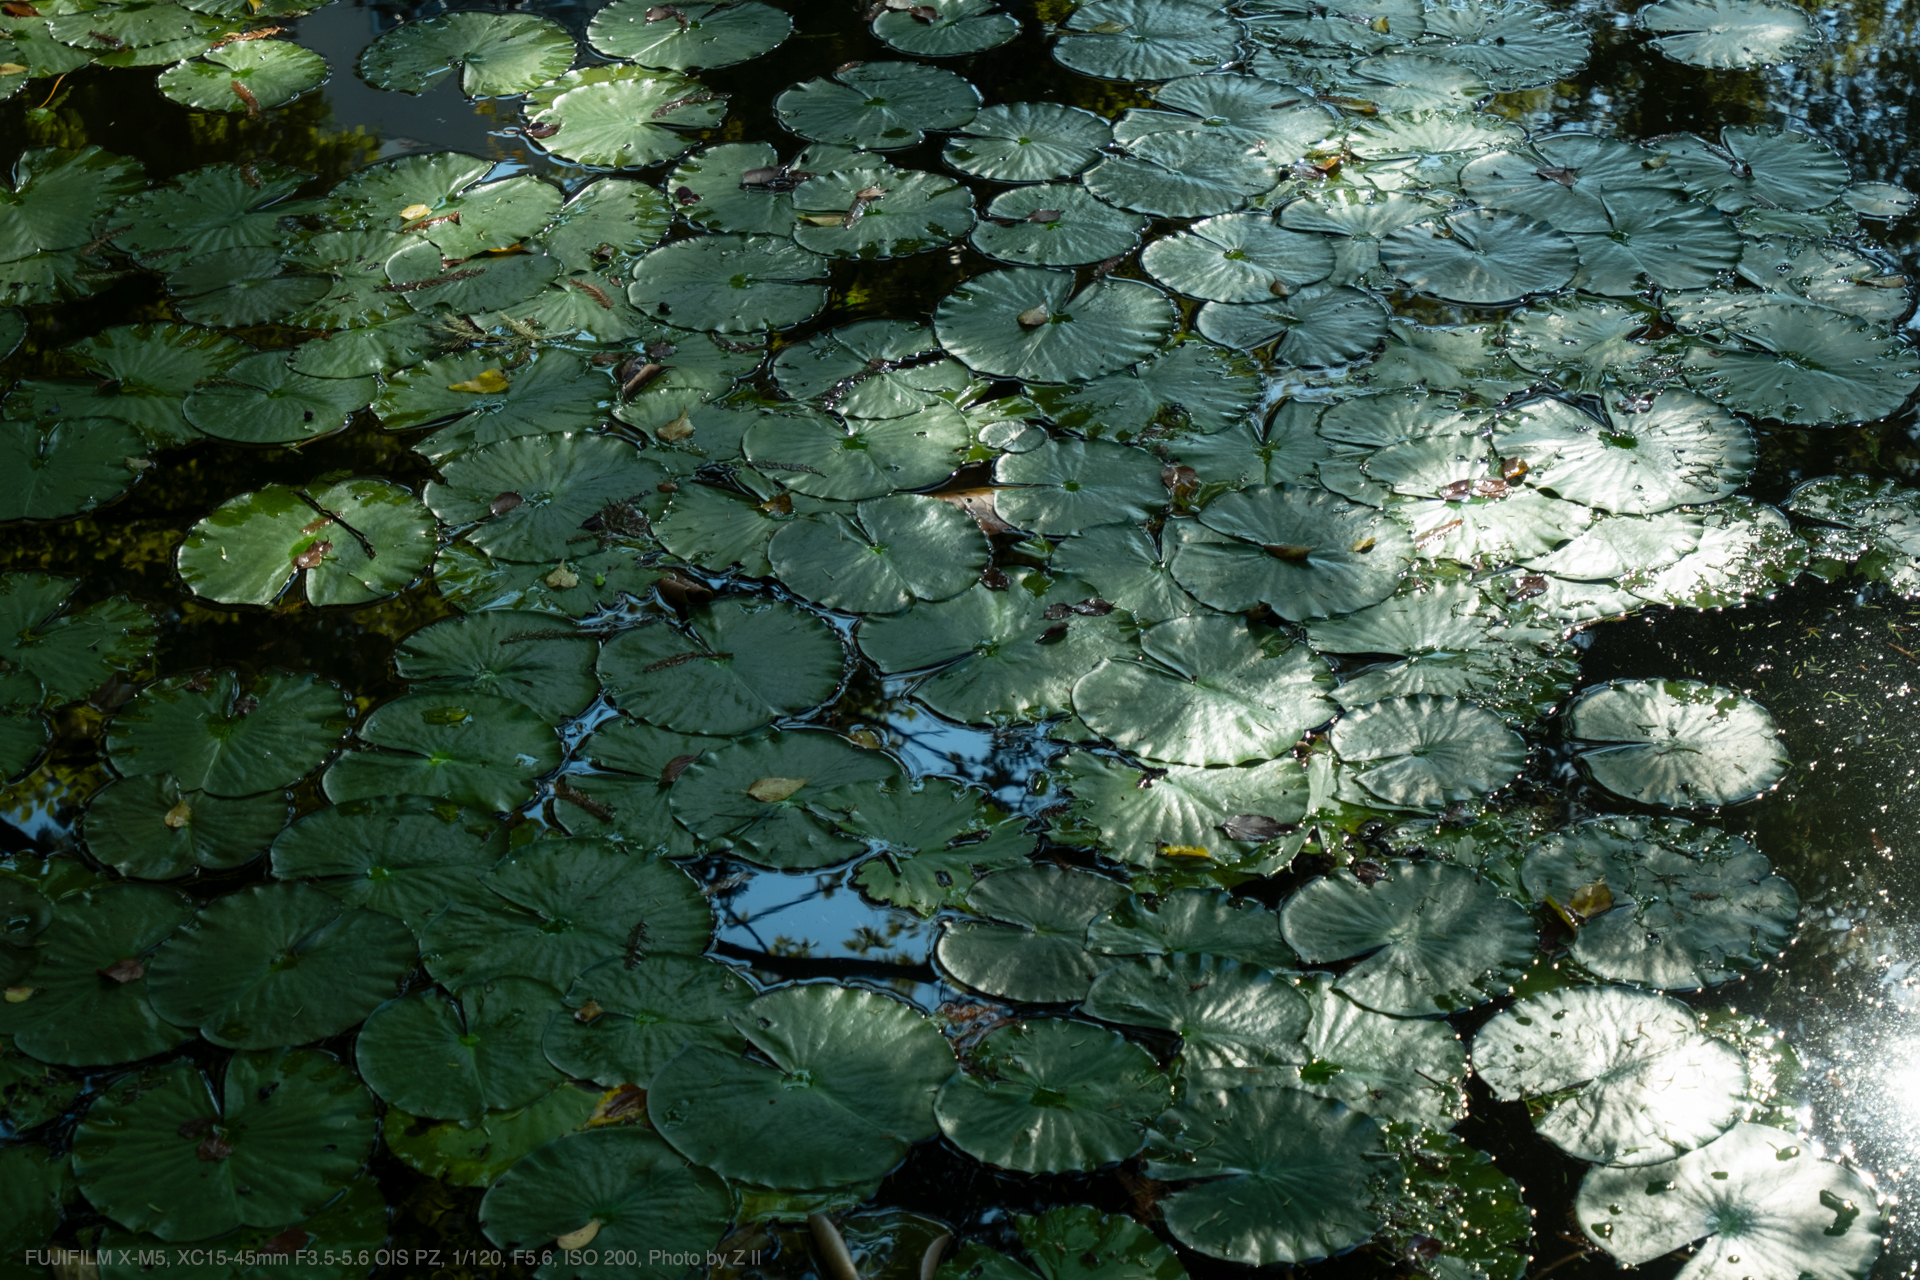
top-left (7, 0), bottom-right (1920, 1276)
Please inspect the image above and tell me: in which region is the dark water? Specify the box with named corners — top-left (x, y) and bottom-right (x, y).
top-left (8, 0), bottom-right (1920, 1275)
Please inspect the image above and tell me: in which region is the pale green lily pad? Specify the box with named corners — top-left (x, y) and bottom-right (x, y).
top-left (648, 983), bottom-right (953, 1187)
top-left (1737, 237), bottom-right (1911, 324)
top-left (1662, 125), bottom-right (1850, 212)
top-left (936, 268), bottom-right (1176, 384)
top-left (1142, 213), bottom-right (1334, 303)
top-left (970, 183), bottom-right (1145, 268)
top-left (935, 1019), bottom-right (1169, 1172)
top-left (1145, 1085), bottom-right (1384, 1265)
top-left (1194, 283), bottom-right (1389, 366)
top-left (356, 978), bottom-right (562, 1123)
top-left (105, 669), bottom-right (349, 798)
top-left (598, 597), bottom-right (844, 735)
top-left (534, 178), bottom-right (674, 274)
top-left (1165, 486), bottom-right (1413, 619)
top-left (358, 11), bottom-right (575, 97)
top-left (157, 38), bottom-right (325, 112)
top-left (935, 864), bottom-right (1127, 1002)
top-left (1474, 985), bottom-right (1749, 1165)
top-left (1053, 0), bottom-right (1242, 81)
top-left (1569, 678), bottom-right (1789, 808)
top-left (1625, 496), bottom-right (1805, 609)
top-left (1048, 524), bottom-right (1199, 622)
top-left (1337, 52), bottom-right (1489, 111)
top-left (775, 60), bottom-right (980, 150)
top-left (628, 234), bottom-right (827, 333)
top-left (1494, 392), bottom-right (1751, 515)
top-left (523, 66), bottom-right (726, 170)
top-left (1330, 695), bottom-right (1528, 809)
top-left (1287, 974), bottom-right (1467, 1126)
top-left (1281, 860), bottom-right (1534, 1015)
top-left (1414, 0), bottom-right (1591, 89)
top-left (875, 0), bottom-right (1018, 55)
top-left (587, 0), bottom-right (790, 68)
top-left (146, 882), bottom-right (418, 1048)
top-left (177, 479), bottom-right (436, 608)
top-left (1381, 209), bottom-right (1577, 305)
top-left (1567, 191), bottom-right (1743, 295)
top-left (1458, 134), bottom-right (1685, 234)
top-left (1504, 295), bottom-right (1683, 393)
top-left (1073, 613), bottom-right (1333, 766)
top-left (745, 402), bottom-right (969, 499)
top-left (944, 102), bottom-right (1111, 182)
top-left (993, 438), bottom-right (1166, 536)
top-left (1669, 293), bottom-right (1920, 426)
top-left (323, 691), bottom-right (561, 813)
top-left (1056, 753), bottom-right (1307, 867)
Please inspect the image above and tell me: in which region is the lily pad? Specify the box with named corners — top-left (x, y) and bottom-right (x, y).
top-left (1473, 985), bottom-right (1749, 1164)
top-left (323, 691), bottom-right (561, 813)
top-left (936, 268), bottom-right (1175, 384)
top-left (875, 0), bottom-right (1018, 54)
top-left (0, 883), bottom-right (194, 1066)
top-left (1085, 130), bottom-right (1278, 219)
top-left (358, 11), bottom-right (575, 97)
top-left (178, 479), bottom-right (436, 608)
top-left (935, 1019), bottom-right (1170, 1172)
top-left (1576, 1122), bottom-right (1882, 1279)
top-left (587, 0), bottom-right (790, 67)
top-left (667, 141), bottom-right (867, 235)
top-left (1144, 1085), bottom-right (1385, 1265)
top-left (0, 417), bottom-right (148, 522)
top-left (1280, 859), bottom-right (1534, 1015)
top-left (1193, 283), bottom-right (1390, 366)
top-left (1032, 340), bottom-right (1261, 441)
top-left (270, 794), bottom-right (508, 932)
top-left (419, 838), bottom-right (711, 991)
top-left (83, 775), bottom-right (287, 881)
top-left (1165, 485), bottom-right (1413, 619)
top-left (1087, 890), bottom-right (1295, 971)
top-left (1052, 0), bottom-right (1242, 81)
top-left (396, 611), bottom-right (600, 726)
top-left (669, 729), bottom-right (898, 868)
top-left (425, 434), bottom-right (667, 563)
top-left (935, 864), bottom-right (1127, 1002)
top-left (1285, 974), bottom-right (1467, 1126)
top-left (1567, 192), bottom-right (1743, 295)
top-left (376, 349), bottom-right (608, 446)
top-left (992, 439), bottom-right (1167, 536)
top-left (1661, 126), bottom-right (1851, 212)
top-left (775, 60), bottom-right (980, 150)
top-left (629, 234), bottom-right (827, 333)
top-left (329, 154), bottom-right (563, 260)
top-left (944, 102), bottom-right (1112, 182)
top-left (543, 954), bottom-right (752, 1088)
top-left (181, 351), bottom-right (374, 445)
top-left (356, 978), bottom-right (562, 1123)
top-left (0, 574), bottom-right (155, 705)
top-left (1457, 134), bottom-right (1685, 234)
top-left (1073, 613), bottom-right (1333, 766)
top-left (1413, 0), bottom-right (1591, 89)
top-left (384, 1084), bottom-right (599, 1189)
top-left (649, 983), bottom-right (954, 1186)
top-left (523, 66), bottom-right (726, 170)
top-left (844, 781), bottom-right (1034, 916)
top-left (1381, 209), bottom-right (1577, 305)
top-left (1670, 293), bottom-right (1920, 426)
top-left (745, 402), bottom-right (969, 499)
top-left (1329, 694), bottom-right (1528, 809)
top-left (105, 669), bottom-right (348, 798)
top-left (970, 183), bottom-right (1145, 268)
top-left (1504, 295), bottom-right (1682, 392)
top-left (72, 1050), bottom-right (374, 1241)
top-left (598, 597), bottom-right (843, 735)
top-left (1737, 236), bottom-right (1911, 324)
top-left (481, 1127), bottom-right (736, 1279)
top-left (157, 38), bottom-right (326, 112)
top-left (146, 881), bottom-right (416, 1049)
top-left (1568, 678), bottom-right (1789, 807)
top-left (1142, 214), bottom-right (1334, 303)
top-left (792, 164), bottom-right (973, 259)
top-left (1057, 753), bottom-right (1307, 866)
top-left (767, 495), bottom-right (989, 614)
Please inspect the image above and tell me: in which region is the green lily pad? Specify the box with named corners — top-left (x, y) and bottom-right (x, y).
top-left (0, 417), bottom-right (148, 522)
top-left (543, 954), bottom-right (752, 1088)
top-left (669, 729), bottom-right (897, 868)
top-left (181, 350), bottom-right (374, 445)
top-left (0, 147), bottom-right (145, 306)
top-left (0, 1042), bottom-right (81, 1131)
top-left (157, 38), bottom-right (327, 112)
top-left (629, 234), bottom-right (827, 333)
top-left (875, 0), bottom-right (1018, 55)
top-left (1670, 293), bottom-right (1920, 426)
top-left (105, 669), bottom-right (349, 798)
top-left (1084, 129), bottom-right (1278, 219)
top-left (944, 102), bottom-right (1111, 182)
top-left (1330, 695), bottom-right (1528, 809)
top-left (534, 178), bottom-right (674, 274)
top-left (53, 322), bottom-right (252, 446)
top-left (667, 141), bottom-right (867, 235)
top-left (1286, 974), bottom-right (1467, 1126)
top-left (1377, 1125), bottom-right (1531, 1280)
top-left (769, 318), bottom-right (956, 414)
top-left (375, 350), bottom-right (608, 448)
top-left (588, 0), bottom-right (789, 67)
top-left (167, 246), bottom-right (333, 329)
top-left (1117, 72), bottom-right (1336, 156)
top-left (1281, 859), bottom-right (1534, 1015)
top-left (419, 837), bottom-right (711, 991)
top-left (1569, 678), bottom-right (1789, 808)
top-left (1056, 754), bottom-right (1306, 867)
top-left (767, 495), bottom-right (989, 613)
top-left (1193, 283), bottom-right (1390, 366)
top-left (554, 719), bottom-right (721, 853)
top-left (1381, 209), bottom-right (1577, 305)
top-left (480, 1127), bottom-right (736, 1279)
top-left (323, 691), bottom-right (561, 813)
top-left (357, 978), bottom-right (562, 1123)
top-left (435, 536), bottom-right (666, 619)
top-left (0, 711), bottom-right (48, 780)
top-left (1413, 0), bottom-right (1591, 89)
top-left (776, 60), bottom-right (979, 150)
top-left (0, 883), bottom-right (194, 1065)
top-left (395, 611), bottom-right (600, 726)
top-left (1662, 126), bottom-right (1850, 212)
top-left (1053, 0), bottom-right (1242, 81)
top-left (358, 11), bottom-right (575, 97)
top-left (0, 1144), bottom-right (64, 1257)
top-left (425, 434), bottom-right (667, 563)
top-left (1459, 134), bottom-right (1686, 233)
top-left (178, 479), bottom-right (436, 608)
top-left (1576, 1122), bottom-right (1882, 1277)
top-left (743, 401), bottom-right (970, 498)
top-left (649, 983), bottom-right (954, 1186)
top-left (1567, 191), bottom-right (1743, 295)
top-left (1337, 52), bottom-right (1489, 111)
top-left (1504, 295), bottom-right (1682, 392)
top-left (1495, 392), bottom-right (1752, 515)
top-left (72, 1050), bottom-right (374, 1242)
top-left (327, 154), bottom-right (562, 260)
top-left (1145, 1085), bottom-right (1384, 1264)
top-left (599, 598), bottom-right (842, 735)
top-left (113, 162), bottom-right (309, 264)
top-left (384, 1083), bottom-right (600, 1189)
top-left (1474, 985), bottom-right (1749, 1164)
top-left (0, 574), bottom-right (155, 705)
top-left (523, 66), bottom-right (726, 170)
top-left (1074, 613), bottom-right (1334, 766)
top-left (1141, 213), bottom-right (1334, 303)
top-left (1083, 953), bottom-right (1309, 1087)
top-left (936, 268), bottom-right (1175, 384)
top-left (1791, 474), bottom-right (1920, 595)
top-left (791, 163), bottom-right (973, 259)
top-left (83, 775), bottom-right (287, 880)
top-left (1165, 485), bottom-right (1413, 618)
top-left (842, 780), bottom-right (1034, 916)
top-left (94, 1172), bottom-right (390, 1280)
top-left (936, 864), bottom-right (1127, 1003)
top-left (271, 794), bottom-right (506, 932)
top-left (1086, 890), bottom-right (1296, 970)
top-left (935, 1019), bottom-right (1169, 1173)
top-left (992, 438), bottom-right (1166, 536)
top-left (970, 182), bottom-right (1146, 267)
top-left (857, 570), bottom-right (1133, 724)
top-left (146, 882), bottom-right (416, 1049)
top-left (1031, 339), bottom-right (1260, 441)
top-left (1737, 236), bottom-right (1910, 324)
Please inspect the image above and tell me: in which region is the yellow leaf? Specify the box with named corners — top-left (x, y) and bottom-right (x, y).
top-left (164, 799), bottom-right (192, 829)
top-left (1159, 844), bottom-right (1211, 859)
top-left (748, 776), bottom-right (808, 803)
top-left (4, 986), bottom-right (32, 1004)
top-left (448, 367), bottom-right (509, 394)
top-left (1568, 878), bottom-right (1612, 919)
top-left (0, 63), bottom-right (27, 75)
top-left (572, 1000), bottom-right (605, 1024)
top-left (587, 1084), bottom-right (645, 1125)
top-left (1370, 15), bottom-right (1390, 31)
top-left (1016, 304), bottom-right (1050, 328)
top-left (556, 1220), bottom-right (601, 1251)
top-left (655, 409), bottom-right (694, 442)
top-left (399, 202), bottom-right (432, 219)
top-left (800, 214), bottom-right (844, 226)
top-left (545, 565), bottom-right (580, 590)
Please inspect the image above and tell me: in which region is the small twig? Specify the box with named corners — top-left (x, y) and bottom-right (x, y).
top-left (553, 776), bottom-right (614, 821)
top-left (294, 489), bottom-right (377, 560)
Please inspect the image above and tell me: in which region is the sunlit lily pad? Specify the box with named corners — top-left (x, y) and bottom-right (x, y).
top-left (178, 479), bottom-right (436, 607)
top-left (1086, 890), bottom-right (1295, 970)
top-left (936, 864), bottom-right (1127, 1002)
top-left (1330, 695), bottom-right (1528, 809)
top-left (1458, 134), bottom-right (1685, 234)
top-left (936, 268), bottom-right (1175, 384)
top-left (993, 438), bottom-right (1167, 535)
top-left (106, 669), bottom-right (349, 798)
top-left (1047, 525), bottom-right (1198, 622)
top-left (649, 983), bottom-right (953, 1187)
top-left (1193, 283), bottom-right (1389, 366)
top-left (629, 234), bottom-right (827, 332)
top-left (944, 102), bottom-right (1112, 182)
top-left (875, 0), bottom-right (1018, 54)
top-left (970, 183), bottom-right (1145, 268)
top-left (1281, 860), bottom-right (1534, 1015)
top-left (1381, 209), bottom-right (1577, 305)
top-left (1504, 295), bottom-right (1682, 392)
top-left (599, 597), bottom-right (843, 735)
top-left (1057, 753), bottom-right (1306, 866)
top-left (667, 141), bottom-right (866, 235)
top-left (588, 0), bottom-right (790, 67)
top-left (157, 38), bottom-right (327, 112)
top-left (1052, 0), bottom-right (1242, 81)
top-left (523, 66), bottom-right (726, 170)
top-left (1669, 293), bottom-right (1920, 426)
top-left (1165, 485), bottom-right (1413, 618)
top-left (775, 60), bottom-right (980, 150)
top-left (1567, 191), bottom-right (1742, 294)
top-left (1286, 974), bottom-right (1467, 1126)
top-left (1474, 985), bottom-right (1748, 1164)
top-left (1084, 130), bottom-right (1277, 219)
top-left (1569, 678), bottom-right (1788, 807)
top-left (358, 11), bottom-right (574, 97)
top-left (1142, 213), bottom-right (1334, 303)
top-left (1414, 0), bottom-right (1591, 89)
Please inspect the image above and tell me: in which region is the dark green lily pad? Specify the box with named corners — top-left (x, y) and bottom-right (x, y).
top-left (0, 417), bottom-right (148, 522)
top-left (177, 479), bottom-right (436, 608)
top-left (384, 1084), bottom-right (599, 1189)
top-left (587, 0), bottom-right (790, 68)
top-left (395, 611), bottom-right (600, 726)
top-left (357, 978), bottom-right (563, 1123)
top-left (0, 574), bottom-right (155, 706)
top-left (1053, 0), bottom-right (1241, 81)
top-left (936, 864), bottom-right (1127, 1003)
top-left (425, 433), bottom-right (668, 563)
top-left (670, 729), bottom-right (897, 868)
top-left (628, 234), bottom-right (827, 333)
top-left (1082, 954), bottom-right (1309, 1088)
top-left (82, 775), bottom-right (287, 880)
top-left (935, 268), bottom-right (1176, 384)
top-left (106, 669), bottom-right (349, 798)
top-left (875, 0), bottom-right (1018, 55)
top-left (270, 794), bottom-right (508, 933)
top-left (775, 60), bottom-right (980, 151)
top-left (323, 691), bottom-right (561, 813)
top-left (944, 102), bottom-right (1112, 182)
top-left (599, 597), bottom-right (844, 735)
top-left (358, 11), bottom-right (575, 97)
top-left (543, 954), bottom-right (752, 1089)
top-left (767, 495), bottom-right (989, 614)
